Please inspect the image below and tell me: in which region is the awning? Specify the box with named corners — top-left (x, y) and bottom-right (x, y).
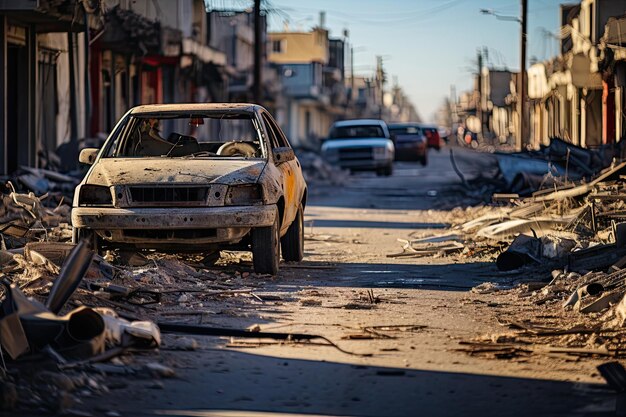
top-left (100, 5), bottom-right (161, 55)
top-left (182, 38), bottom-right (226, 66)
top-left (0, 0), bottom-right (104, 32)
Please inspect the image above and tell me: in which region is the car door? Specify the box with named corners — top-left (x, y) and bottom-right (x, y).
top-left (261, 112), bottom-right (300, 231)
top-left (261, 112), bottom-right (296, 229)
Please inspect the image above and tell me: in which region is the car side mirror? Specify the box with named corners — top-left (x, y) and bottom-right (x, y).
top-left (79, 148), bottom-right (99, 165)
top-left (273, 147), bottom-right (295, 165)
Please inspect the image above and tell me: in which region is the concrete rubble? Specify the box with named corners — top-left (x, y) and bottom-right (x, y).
top-left (296, 149), bottom-right (350, 186)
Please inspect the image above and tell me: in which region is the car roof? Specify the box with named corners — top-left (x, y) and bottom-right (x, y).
top-left (332, 119), bottom-right (387, 128)
top-left (388, 122), bottom-right (421, 128)
top-left (129, 103), bottom-right (261, 114)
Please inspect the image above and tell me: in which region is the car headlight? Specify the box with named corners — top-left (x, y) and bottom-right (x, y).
top-left (79, 185), bottom-right (113, 206)
top-left (373, 147), bottom-right (387, 159)
top-left (225, 184), bottom-right (263, 206)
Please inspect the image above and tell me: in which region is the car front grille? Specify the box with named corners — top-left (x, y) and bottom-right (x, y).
top-left (128, 187), bottom-right (208, 204)
top-left (338, 147), bottom-right (373, 161)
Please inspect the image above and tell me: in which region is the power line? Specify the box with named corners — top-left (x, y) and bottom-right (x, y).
top-left (273, 0), bottom-right (465, 25)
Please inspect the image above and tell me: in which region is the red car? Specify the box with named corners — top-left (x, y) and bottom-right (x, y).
top-left (419, 124), bottom-right (441, 150)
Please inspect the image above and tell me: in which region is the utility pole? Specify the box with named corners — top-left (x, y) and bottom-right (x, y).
top-left (518, 0), bottom-right (528, 151)
top-left (376, 55), bottom-right (383, 119)
top-left (68, 32), bottom-right (78, 147)
top-left (477, 49), bottom-right (483, 139)
top-left (253, 0), bottom-right (262, 104)
top-left (350, 46), bottom-right (355, 104)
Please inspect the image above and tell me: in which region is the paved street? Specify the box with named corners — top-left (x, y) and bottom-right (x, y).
top-left (80, 147), bottom-right (614, 417)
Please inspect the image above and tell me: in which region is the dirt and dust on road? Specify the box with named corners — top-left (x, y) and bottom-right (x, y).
top-left (1, 146), bottom-right (624, 417)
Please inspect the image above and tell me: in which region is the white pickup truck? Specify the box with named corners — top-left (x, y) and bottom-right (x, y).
top-left (321, 119), bottom-right (395, 176)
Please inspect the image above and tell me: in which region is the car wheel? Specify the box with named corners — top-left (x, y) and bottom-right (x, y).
top-left (281, 204), bottom-right (304, 262)
top-left (384, 164), bottom-right (393, 176)
top-left (420, 152), bottom-right (428, 166)
top-left (252, 211), bottom-right (280, 275)
top-left (72, 228), bottom-right (101, 254)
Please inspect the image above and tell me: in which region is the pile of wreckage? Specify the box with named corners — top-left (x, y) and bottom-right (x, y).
top-left (459, 158), bottom-right (626, 361)
top-left (0, 184), bottom-right (170, 413)
top-left (402, 141), bottom-right (626, 363)
top-left (450, 137), bottom-right (626, 203)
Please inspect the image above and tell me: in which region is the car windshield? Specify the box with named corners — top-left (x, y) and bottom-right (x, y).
top-left (389, 126), bottom-right (421, 135)
top-left (104, 112), bottom-right (265, 159)
top-left (329, 125), bottom-right (385, 139)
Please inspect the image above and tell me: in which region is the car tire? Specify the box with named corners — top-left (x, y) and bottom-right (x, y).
top-left (384, 164), bottom-right (393, 176)
top-left (281, 204), bottom-right (304, 262)
top-left (420, 152), bottom-right (428, 166)
top-left (252, 211), bottom-right (280, 275)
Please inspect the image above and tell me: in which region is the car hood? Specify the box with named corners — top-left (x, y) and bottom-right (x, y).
top-left (85, 158), bottom-right (267, 186)
top-left (322, 138), bottom-right (392, 150)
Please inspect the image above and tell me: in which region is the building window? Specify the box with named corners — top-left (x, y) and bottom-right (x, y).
top-left (272, 40), bottom-right (283, 53)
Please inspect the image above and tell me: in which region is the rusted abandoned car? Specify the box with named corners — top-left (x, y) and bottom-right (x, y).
top-left (71, 103), bottom-right (307, 275)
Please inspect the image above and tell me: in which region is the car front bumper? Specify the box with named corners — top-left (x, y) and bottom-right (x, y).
top-left (72, 204), bottom-right (277, 247)
top-left (324, 155), bottom-right (392, 170)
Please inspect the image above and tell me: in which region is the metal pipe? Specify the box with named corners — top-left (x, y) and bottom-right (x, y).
top-left (158, 322), bottom-right (318, 341)
top-left (46, 240), bottom-right (94, 314)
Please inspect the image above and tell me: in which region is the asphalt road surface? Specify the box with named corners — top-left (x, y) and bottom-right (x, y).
top-left (83, 147), bottom-right (615, 417)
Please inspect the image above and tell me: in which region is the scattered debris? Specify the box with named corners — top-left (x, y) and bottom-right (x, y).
top-left (296, 149), bottom-right (349, 186)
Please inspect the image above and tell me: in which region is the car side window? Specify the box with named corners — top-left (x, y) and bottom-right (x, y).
top-left (261, 113), bottom-right (281, 149)
top-left (262, 113), bottom-right (289, 148)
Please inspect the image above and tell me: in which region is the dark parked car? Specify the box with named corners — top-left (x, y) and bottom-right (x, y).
top-left (388, 123), bottom-right (428, 166)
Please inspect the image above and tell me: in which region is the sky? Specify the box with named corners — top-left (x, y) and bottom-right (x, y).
top-left (207, 0), bottom-right (563, 123)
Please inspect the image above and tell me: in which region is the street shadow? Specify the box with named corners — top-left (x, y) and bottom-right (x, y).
top-left (86, 347), bottom-right (613, 417)
top-left (305, 219), bottom-right (449, 229)
top-left (307, 194), bottom-right (443, 211)
top-left (277, 260), bottom-right (501, 291)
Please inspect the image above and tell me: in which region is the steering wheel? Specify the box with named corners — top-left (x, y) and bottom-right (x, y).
top-left (216, 142), bottom-right (257, 157)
